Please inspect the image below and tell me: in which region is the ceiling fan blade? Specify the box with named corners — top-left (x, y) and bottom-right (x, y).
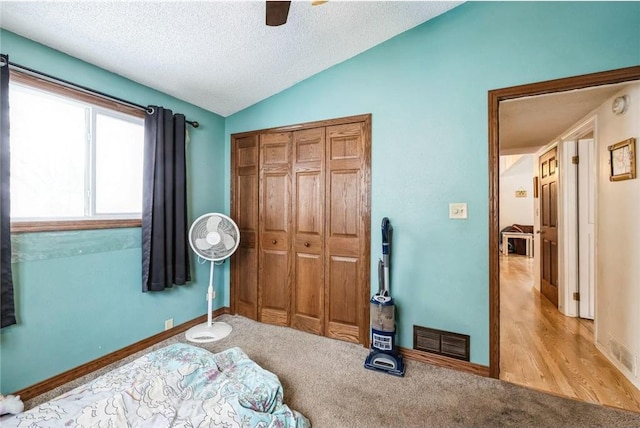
top-left (266, 1), bottom-right (291, 27)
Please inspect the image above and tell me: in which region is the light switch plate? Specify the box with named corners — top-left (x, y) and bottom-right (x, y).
top-left (449, 203), bottom-right (468, 219)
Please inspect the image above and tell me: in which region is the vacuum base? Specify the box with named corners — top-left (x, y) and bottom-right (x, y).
top-left (364, 350), bottom-right (405, 377)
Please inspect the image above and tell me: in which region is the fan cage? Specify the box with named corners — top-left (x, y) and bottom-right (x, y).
top-left (189, 213), bottom-right (240, 261)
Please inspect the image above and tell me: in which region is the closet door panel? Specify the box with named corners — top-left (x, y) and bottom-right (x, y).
top-left (329, 170), bottom-right (359, 236)
top-left (326, 166), bottom-right (360, 338)
top-left (325, 122), bottom-right (368, 345)
top-left (293, 251), bottom-right (323, 333)
top-left (296, 173), bottom-right (322, 233)
top-left (236, 246), bottom-right (257, 316)
top-left (237, 175), bottom-right (257, 230)
top-left (326, 255), bottom-right (359, 341)
top-left (259, 132), bottom-right (292, 327)
top-left (292, 128), bottom-right (325, 335)
top-left (263, 173), bottom-right (289, 232)
top-left (260, 249), bottom-right (290, 326)
top-left (232, 135), bottom-right (258, 320)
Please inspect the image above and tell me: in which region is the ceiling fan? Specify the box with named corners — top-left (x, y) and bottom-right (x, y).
top-left (266, 1), bottom-right (328, 27)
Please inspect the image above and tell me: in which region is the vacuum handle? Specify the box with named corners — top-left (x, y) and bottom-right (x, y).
top-left (378, 259), bottom-right (385, 294)
top-left (381, 217), bottom-right (392, 256)
top-left (381, 218), bottom-right (392, 293)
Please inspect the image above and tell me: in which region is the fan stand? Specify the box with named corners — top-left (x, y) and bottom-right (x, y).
top-left (185, 261), bottom-right (232, 343)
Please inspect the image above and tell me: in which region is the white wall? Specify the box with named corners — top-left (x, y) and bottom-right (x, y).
top-left (595, 84), bottom-right (640, 387)
top-left (525, 84), bottom-right (640, 388)
top-left (499, 155), bottom-right (535, 232)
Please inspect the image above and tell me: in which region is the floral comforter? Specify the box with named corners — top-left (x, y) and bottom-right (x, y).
top-left (4, 343), bottom-right (310, 427)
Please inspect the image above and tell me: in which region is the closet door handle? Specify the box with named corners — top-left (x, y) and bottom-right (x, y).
top-left (304, 242), bottom-right (310, 247)
top-left (272, 239), bottom-right (277, 244)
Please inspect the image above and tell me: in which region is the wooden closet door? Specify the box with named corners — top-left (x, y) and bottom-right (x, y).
top-left (291, 128), bottom-right (325, 335)
top-left (231, 135), bottom-right (259, 319)
top-left (324, 122), bottom-right (370, 345)
top-left (259, 132), bottom-right (292, 326)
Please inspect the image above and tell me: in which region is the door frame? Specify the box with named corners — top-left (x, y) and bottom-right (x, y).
top-left (558, 117), bottom-right (596, 319)
top-left (488, 65), bottom-right (640, 378)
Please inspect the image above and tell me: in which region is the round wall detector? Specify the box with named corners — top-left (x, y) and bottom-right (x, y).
top-left (612, 95), bottom-right (629, 115)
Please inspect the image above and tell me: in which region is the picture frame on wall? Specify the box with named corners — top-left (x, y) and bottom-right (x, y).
top-left (608, 138), bottom-right (636, 181)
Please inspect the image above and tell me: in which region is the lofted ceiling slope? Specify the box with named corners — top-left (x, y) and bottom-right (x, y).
top-left (0, 1), bottom-right (462, 117)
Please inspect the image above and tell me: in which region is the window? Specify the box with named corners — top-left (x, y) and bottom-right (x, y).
top-left (9, 72), bottom-right (145, 231)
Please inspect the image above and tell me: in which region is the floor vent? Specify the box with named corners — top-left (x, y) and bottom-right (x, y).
top-left (609, 335), bottom-right (637, 375)
top-left (414, 325), bottom-right (470, 361)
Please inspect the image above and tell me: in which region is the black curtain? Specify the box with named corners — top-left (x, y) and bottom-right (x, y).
top-left (142, 106), bottom-right (191, 292)
top-left (1, 54), bottom-right (16, 327)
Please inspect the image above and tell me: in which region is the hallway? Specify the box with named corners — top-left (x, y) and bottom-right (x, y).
top-left (500, 255), bottom-right (640, 413)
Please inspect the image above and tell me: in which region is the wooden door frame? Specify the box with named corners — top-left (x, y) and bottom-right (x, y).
top-left (231, 113), bottom-right (372, 347)
top-left (488, 65), bottom-right (640, 378)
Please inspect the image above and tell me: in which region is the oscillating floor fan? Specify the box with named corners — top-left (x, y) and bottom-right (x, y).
top-left (185, 213), bottom-right (240, 343)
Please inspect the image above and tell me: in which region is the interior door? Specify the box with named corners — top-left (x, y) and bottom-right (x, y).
top-left (539, 146), bottom-right (559, 307)
top-left (578, 138), bottom-right (595, 319)
top-left (259, 132), bottom-right (292, 326)
top-left (291, 128), bottom-right (325, 335)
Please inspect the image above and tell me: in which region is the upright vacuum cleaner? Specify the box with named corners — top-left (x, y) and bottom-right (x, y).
top-left (364, 217), bottom-right (405, 377)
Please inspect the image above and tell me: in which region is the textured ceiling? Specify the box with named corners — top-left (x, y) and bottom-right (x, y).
top-left (0, 1), bottom-right (461, 117)
top-left (499, 82), bottom-right (633, 155)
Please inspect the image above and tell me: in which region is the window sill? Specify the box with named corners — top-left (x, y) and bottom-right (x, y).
top-left (11, 219), bottom-right (142, 233)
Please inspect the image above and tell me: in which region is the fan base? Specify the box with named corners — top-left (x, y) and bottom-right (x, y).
top-left (185, 321), bottom-right (232, 343)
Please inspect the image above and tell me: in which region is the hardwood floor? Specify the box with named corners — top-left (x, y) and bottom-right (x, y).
top-left (500, 254), bottom-right (640, 413)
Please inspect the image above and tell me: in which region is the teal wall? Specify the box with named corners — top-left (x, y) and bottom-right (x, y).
top-left (2, 1), bottom-right (640, 394)
top-left (225, 2), bottom-right (640, 365)
top-left (0, 30), bottom-right (227, 393)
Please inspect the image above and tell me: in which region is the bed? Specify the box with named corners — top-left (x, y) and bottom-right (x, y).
top-left (3, 343), bottom-right (310, 427)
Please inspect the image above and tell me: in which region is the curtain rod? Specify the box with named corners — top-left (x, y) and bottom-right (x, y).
top-left (3, 59), bottom-right (199, 128)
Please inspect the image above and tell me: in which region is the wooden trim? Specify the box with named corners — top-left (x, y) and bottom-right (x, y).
top-left (12, 307), bottom-right (230, 401)
top-left (399, 346), bottom-right (490, 377)
top-left (230, 113), bottom-right (372, 139)
top-left (489, 65), bottom-right (640, 101)
top-left (488, 65), bottom-right (640, 380)
top-left (9, 70), bottom-right (146, 235)
top-left (230, 135), bottom-right (238, 316)
top-left (10, 70), bottom-right (145, 118)
top-left (11, 219), bottom-right (142, 233)
top-left (488, 86), bottom-right (501, 379)
top-left (361, 115), bottom-right (372, 348)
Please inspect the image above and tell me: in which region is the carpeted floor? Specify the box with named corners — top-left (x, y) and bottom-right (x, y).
top-left (26, 315), bottom-right (640, 427)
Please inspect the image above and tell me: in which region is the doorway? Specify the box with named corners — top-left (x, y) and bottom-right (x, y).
top-left (489, 66), bottom-right (640, 410)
